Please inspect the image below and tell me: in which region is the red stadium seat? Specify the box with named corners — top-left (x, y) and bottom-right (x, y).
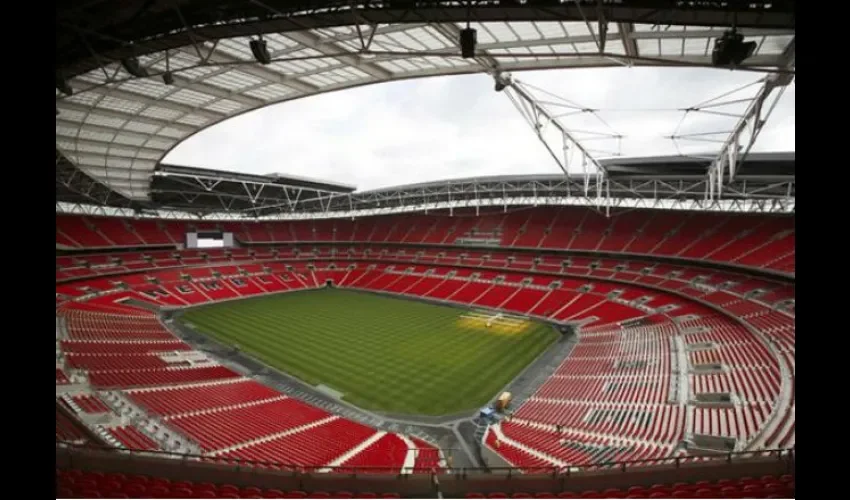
top-left (123, 484), bottom-right (147, 496)
top-left (512, 494), bottom-right (532, 499)
top-left (149, 486), bottom-right (170, 498)
top-left (263, 490), bottom-right (284, 498)
top-left (76, 480), bottom-right (98, 491)
top-left (106, 473), bottom-right (128, 483)
top-left (219, 486), bottom-right (240, 496)
top-left (242, 488), bottom-right (263, 497)
top-left (719, 486), bottom-right (739, 499)
top-left (151, 479), bottom-right (172, 489)
top-left (764, 483), bottom-right (785, 495)
top-left (173, 487), bottom-right (195, 498)
top-left (100, 481), bottom-right (123, 493)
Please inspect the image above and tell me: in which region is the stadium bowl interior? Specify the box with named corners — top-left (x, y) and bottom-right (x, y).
top-left (56, 1), bottom-right (795, 498)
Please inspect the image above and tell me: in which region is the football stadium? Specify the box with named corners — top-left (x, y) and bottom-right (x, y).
top-left (56, 1), bottom-right (795, 499)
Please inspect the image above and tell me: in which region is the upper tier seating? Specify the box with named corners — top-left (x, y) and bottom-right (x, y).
top-left (56, 210), bottom-right (795, 273)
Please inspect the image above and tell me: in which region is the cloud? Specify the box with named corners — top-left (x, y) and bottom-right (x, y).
top-left (165, 67), bottom-right (794, 191)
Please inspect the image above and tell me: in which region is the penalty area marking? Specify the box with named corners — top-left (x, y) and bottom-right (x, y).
top-left (457, 311), bottom-right (532, 335)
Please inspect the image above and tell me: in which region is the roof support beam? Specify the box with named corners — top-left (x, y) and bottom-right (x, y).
top-left (56, 138), bottom-right (168, 157)
top-left (74, 165), bottom-right (152, 180)
top-left (169, 74), bottom-right (266, 109)
top-left (195, 45), bottom-right (319, 95)
top-left (494, 73), bottom-right (614, 193)
top-left (618, 23), bottom-right (638, 59)
top-left (707, 37), bottom-right (795, 200)
top-left (77, 86), bottom-right (223, 121)
top-left (56, 119), bottom-right (179, 146)
top-left (69, 151), bottom-right (163, 166)
top-left (250, 0), bottom-right (393, 80)
top-left (57, 101), bottom-right (195, 134)
top-left (283, 30), bottom-right (393, 79)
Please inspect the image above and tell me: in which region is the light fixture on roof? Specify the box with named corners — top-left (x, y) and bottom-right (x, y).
top-left (711, 29), bottom-right (757, 67)
top-left (493, 72), bottom-right (512, 92)
top-left (460, 27), bottom-right (476, 59)
top-left (56, 74), bottom-right (73, 96)
top-left (121, 56), bottom-right (149, 78)
top-left (250, 37), bottom-right (272, 65)
top-left (162, 50), bottom-right (175, 85)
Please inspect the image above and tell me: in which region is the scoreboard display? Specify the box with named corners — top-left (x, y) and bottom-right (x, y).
top-left (185, 231), bottom-right (234, 249)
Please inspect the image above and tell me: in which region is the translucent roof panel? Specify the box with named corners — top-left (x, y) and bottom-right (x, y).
top-left (55, 21), bottom-right (794, 201)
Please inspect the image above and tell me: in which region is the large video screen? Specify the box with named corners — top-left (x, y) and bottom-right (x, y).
top-left (186, 231), bottom-right (233, 249)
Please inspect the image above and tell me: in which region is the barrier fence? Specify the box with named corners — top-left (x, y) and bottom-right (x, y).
top-left (57, 441), bottom-right (795, 478)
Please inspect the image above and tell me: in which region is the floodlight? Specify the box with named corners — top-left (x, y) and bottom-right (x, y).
top-left (250, 39), bottom-right (272, 65)
top-left (121, 57), bottom-right (149, 78)
top-left (56, 75), bottom-right (73, 96)
top-left (712, 30), bottom-right (757, 66)
top-left (460, 28), bottom-right (476, 59)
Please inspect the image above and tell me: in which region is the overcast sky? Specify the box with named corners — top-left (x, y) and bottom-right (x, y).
top-left (164, 66), bottom-right (795, 191)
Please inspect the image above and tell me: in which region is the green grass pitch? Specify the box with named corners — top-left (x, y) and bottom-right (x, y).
top-left (180, 288), bottom-right (558, 415)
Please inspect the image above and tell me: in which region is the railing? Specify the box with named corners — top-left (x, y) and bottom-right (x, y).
top-left (57, 440), bottom-right (794, 478)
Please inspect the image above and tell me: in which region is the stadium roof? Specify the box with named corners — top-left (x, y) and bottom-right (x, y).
top-left (56, 1), bottom-right (795, 211)
top-left (57, 152), bottom-right (794, 219)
